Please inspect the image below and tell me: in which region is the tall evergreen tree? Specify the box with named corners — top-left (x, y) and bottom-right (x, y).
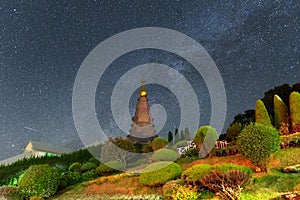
top-left (167, 131), bottom-right (173, 144)
top-left (184, 127), bottom-right (191, 140)
top-left (255, 100), bottom-right (272, 127)
top-left (290, 91), bottom-right (300, 131)
top-left (174, 128), bottom-right (179, 143)
top-left (274, 95), bottom-right (288, 129)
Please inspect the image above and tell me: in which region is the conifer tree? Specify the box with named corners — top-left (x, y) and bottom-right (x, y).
top-left (290, 91), bottom-right (300, 131)
top-left (274, 94), bottom-right (288, 129)
top-left (255, 100), bottom-right (272, 127)
top-left (174, 128), bottom-right (179, 143)
top-left (167, 131), bottom-right (173, 144)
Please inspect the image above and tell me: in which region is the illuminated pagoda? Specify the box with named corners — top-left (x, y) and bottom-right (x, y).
top-left (128, 77), bottom-right (157, 143)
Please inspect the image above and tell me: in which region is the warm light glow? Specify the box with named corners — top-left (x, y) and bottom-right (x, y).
top-left (140, 91), bottom-right (147, 96)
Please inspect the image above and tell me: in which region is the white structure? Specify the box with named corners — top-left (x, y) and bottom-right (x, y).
top-left (176, 140), bottom-right (229, 155)
top-left (0, 140), bottom-right (73, 166)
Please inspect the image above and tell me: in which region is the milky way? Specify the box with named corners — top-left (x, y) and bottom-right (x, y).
top-left (0, 0), bottom-right (299, 160)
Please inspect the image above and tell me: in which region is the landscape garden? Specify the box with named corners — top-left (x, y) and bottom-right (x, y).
top-left (0, 83), bottom-right (300, 200)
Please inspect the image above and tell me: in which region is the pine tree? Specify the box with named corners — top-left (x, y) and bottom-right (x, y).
top-left (274, 94), bottom-right (288, 129)
top-left (255, 100), bottom-right (272, 126)
top-left (167, 131), bottom-right (173, 144)
top-left (290, 91), bottom-right (300, 132)
top-left (174, 128), bottom-right (179, 143)
top-left (184, 127), bottom-right (191, 140)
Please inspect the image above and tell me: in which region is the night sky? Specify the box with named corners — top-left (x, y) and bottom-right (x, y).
top-left (1, 0), bottom-right (299, 160)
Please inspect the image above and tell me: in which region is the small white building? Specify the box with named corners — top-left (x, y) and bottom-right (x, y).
top-left (0, 140), bottom-right (73, 166)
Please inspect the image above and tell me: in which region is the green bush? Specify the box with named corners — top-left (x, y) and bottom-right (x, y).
top-left (59, 171), bottom-right (82, 189)
top-left (140, 162), bottom-right (182, 186)
top-left (151, 137), bottom-right (168, 151)
top-left (96, 160), bottom-right (125, 175)
top-left (193, 126), bottom-right (218, 157)
top-left (81, 162), bottom-right (97, 172)
top-left (19, 164), bottom-right (60, 198)
top-left (274, 94), bottom-right (288, 129)
top-left (0, 186), bottom-right (23, 200)
top-left (88, 157), bottom-right (100, 165)
top-left (181, 148), bottom-right (198, 158)
top-left (237, 123), bottom-right (280, 171)
top-left (82, 170), bottom-right (98, 181)
top-left (181, 164), bottom-right (212, 185)
top-left (175, 140), bottom-right (187, 148)
top-left (255, 100), bottom-right (272, 126)
top-left (290, 91), bottom-right (300, 131)
top-left (214, 163), bottom-right (253, 176)
top-left (152, 149), bottom-right (180, 162)
top-left (226, 123), bottom-right (243, 142)
top-left (68, 162), bottom-right (82, 172)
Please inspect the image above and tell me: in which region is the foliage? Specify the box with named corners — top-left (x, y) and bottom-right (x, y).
top-left (274, 94), bottom-right (289, 129)
top-left (100, 137), bottom-right (135, 167)
top-left (193, 126), bottom-right (218, 157)
top-left (59, 171), bottom-right (82, 189)
top-left (237, 123), bottom-right (280, 171)
top-left (68, 162), bottom-right (82, 172)
top-left (18, 164), bottom-right (60, 198)
top-left (82, 170), bottom-right (98, 181)
top-left (255, 100), bottom-right (272, 126)
top-left (181, 164), bottom-right (212, 185)
top-left (174, 140), bottom-right (187, 148)
top-left (152, 149), bottom-right (180, 162)
top-left (139, 162), bottom-right (182, 186)
top-left (150, 137), bottom-right (168, 151)
top-left (0, 186), bottom-right (23, 200)
top-left (174, 128), bottom-right (180, 144)
top-left (88, 157), bottom-right (100, 165)
top-left (280, 132), bottom-right (300, 148)
top-left (226, 122), bottom-right (243, 142)
top-left (181, 148), bottom-right (198, 158)
top-left (214, 163), bottom-right (253, 176)
top-left (184, 127), bottom-right (191, 141)
top-left (231, 110), bottom-right (255, 127)
top-left (200, 170), bottom-right (252, 200)
top-left (167, 131), bottom-right (173, 144)
top-left (80, 162), bottom-right (97, 173)
top-left (290, 91), bottom-right (300, 132)
top-left (96, 160), bottom-right (125, 175)
top-left (170, 186), bottom-right (201, 200)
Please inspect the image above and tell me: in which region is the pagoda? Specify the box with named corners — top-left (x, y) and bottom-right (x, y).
top-left (128, 77), bottom-right (157, 143)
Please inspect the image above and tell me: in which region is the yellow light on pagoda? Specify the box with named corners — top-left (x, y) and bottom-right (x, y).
top-left (140, 90), bottom-right (147, 96)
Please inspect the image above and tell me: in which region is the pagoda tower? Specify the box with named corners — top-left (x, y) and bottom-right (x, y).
top-left (128, 77), bottom-right (157, 143)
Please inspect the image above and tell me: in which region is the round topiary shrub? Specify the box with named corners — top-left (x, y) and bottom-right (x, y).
top-left (237, 123), bottom-right (280, 171)
top-left (181, 164), bottom-right (212, 185)
top-left (82, 170), bottom-right (98, 181)
top-left (69, 162), bottom-right (82, 172)
top-left (96, 160), bottom-right (125, 175)
top-left (175, 140), bottom-right (187, 148)
top-left (19, 164), bottom-right (60, 198)
top-left (139, 161), bottom-right (182, 186)
top-left (151, 137), bottom-right (168, 151)
top-left (81, 161), bottom-right (98, 172)
top-left (152, 149), bottom-right (180, 162)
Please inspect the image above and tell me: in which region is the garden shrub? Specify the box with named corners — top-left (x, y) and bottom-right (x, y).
top-left (255, 100), bottom-right (272, 126)
top-left (82, 170), bottom-right (98, 181)
top-left (290, 91), bottom-right (300, 132)
top-left (18, 164), bottom-right (60, 198)
top-left (175, 140), bottom-right (187, 148)
top-left (68, 162), bottom-right (82, 172)
top-left (151, 137), bottom-right (168, 151)
top-left (181, 148), bottom-right (198, 158)
top-left (171, 185), bottom-right (201, 200)
top-left (139, 162), bottom-right (182, 186)
top-left (59, 171), bottom-right (82, 189)
top-left (274, 95), bottom-right (288, 129)
top-left (193, 126), bottom-right (218, 157)
top-left (181, 164), bottom-right (212, 185)
top-left (0, 186), bottom-right (23, 200)
top-left (237, 123), bottom-right (280, 171)
top-left (80, 161), bottom-right (97, 172)
top-left (200, 170), bottom-right (252, 200)
top-left (214, 163), bottom-right (253, 176)
top-left (152, 149), bottom-right (180, 161)
top-left (88, 157), bottom-right (100, 165)
top-left (96, 160), bottom-right (125, 175)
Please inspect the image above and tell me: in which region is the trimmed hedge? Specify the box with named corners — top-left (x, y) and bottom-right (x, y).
top-left (255, 100), bottom-right (272, 126)
top-left (140, 162), bottom-right (182, 186)
top-left (181, 164), bottom-right (212, 184)
top-left (19, 164), bottom-right (60, 198)
top-left (152, 149), bottom-right (180, 162)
